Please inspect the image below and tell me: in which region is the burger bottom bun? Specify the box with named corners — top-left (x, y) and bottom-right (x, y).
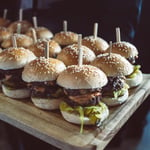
top-left (102, 89), bottom-right (129, 107)
top-left (2, 84), bottom-right (30, 99)
top-left (61, 105), bottom-right (109, 125)
top-left (126, 70), bottom-right (143, 88)
top-left (31, 97), bottom-right (62, 110)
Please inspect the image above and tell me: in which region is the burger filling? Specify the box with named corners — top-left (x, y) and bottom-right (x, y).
top-left (0, 68), bottom-right (27, 89)
top-left (60, 101), bottom-right (108, 133)
top-left (127, 56), bottom-right (138, 64)
top-left (28, 80), bottom-right (64, 99)
top-left (102, 76), bottom-right (128, 98)
top-left (126, 65), bottom-right (141, 79)
top-left (63, 88), bottom-right (102, 107)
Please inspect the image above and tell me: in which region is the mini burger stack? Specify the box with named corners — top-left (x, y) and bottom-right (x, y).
top-left (8, 9), bottom-right (32, 34)
top-left (56, 43), bottom-right (96, 66)
top-left (91, 50), bottom-right (134, 106)
top-left (57, 35), bottom-right (109, 133)
top-left (0, 36), bottom-right (36, 99)
top-left (22, 41), bottom-right (66, 110)
top-left (0, 9), bottom-right (10, 27)
top-left (1, 23), bottom-right (33, 49)
top-left (29, 37), bottom-right (61, 58)
top-left (82, 23), bottom-right (109, 55)
top-left (0, 27), bottom-right (12, 43)
top-left (106, 27), bottom-right (143, 88)
top-left (53, 20), bottom-right (78, 48)
top-left (26, 16), bottom-right (53, 40)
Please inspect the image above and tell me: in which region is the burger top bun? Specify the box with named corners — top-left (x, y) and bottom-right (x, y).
top-left (57, 44), bottom-right (96, 66)
top-left (0, 47), bottom-right (36, 70)
top-left (26, 27), bottom-right (53, 39)
top-left (8, 20), bottom-right (32, 33)
top-left (0, 18), bottom-right (10, 27)
top-left (106, 41), bottom-right (138, 59)
top-left (0, 27), bottom-right (12, 42)
top-left (91, 53), bottom-right (134, 76)
top-left (1, 33), bottom-right (33, 49)
top-left (82, 36), bottom-right (109, 55)
top-left (22, 57), bottom-right (66, 82)
top-left (53, 31), bottom-right (78, 46)
top-left (29, 39), bottom-right (61, 57)
top-left (57, 65), bottom-right (108, 89)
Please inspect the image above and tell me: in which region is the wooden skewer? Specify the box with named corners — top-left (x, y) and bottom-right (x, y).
top-left (3, 9), bottom-right (7, 19)
top-left (19, 8), bottom-right (23, 21)
top-left (17, 23), bottom-right (21, 34)
top-left (12, 35), bottom-right (17, 48)
top-left (31, 28), bottom-right (37, 43)
top-left (116, 27), bottom-right (121, 42)
top-left (45, 41), bottom-right (49, 59)
top-left (33, 16), bottom-right (38, 29)
top-left (109, 41), bottom-right (112, 56)
top-left (78, 34), bottom-right (83, 66)
top-left (93, 23), bottom-right (98, 39)
top-left (63, 20), bottom-right (67, 33)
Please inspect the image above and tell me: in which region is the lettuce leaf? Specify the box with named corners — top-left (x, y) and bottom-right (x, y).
top-left (126, 65), bottom-right (141, 78)
top-left (60, 101), bottom-right (108, 133)
top-left (113, 83), bottom-right (129, 99)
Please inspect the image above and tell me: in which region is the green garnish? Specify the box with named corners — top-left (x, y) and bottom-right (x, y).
top-left (60, 101), bottom-right (108, 133)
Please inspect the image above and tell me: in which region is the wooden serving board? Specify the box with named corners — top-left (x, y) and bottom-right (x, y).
top-left (0, 74), bottom-right (150, 150)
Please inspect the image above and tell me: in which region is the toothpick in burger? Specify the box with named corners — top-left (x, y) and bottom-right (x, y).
top-left (0, 47), bottom-right (36, 99)
top-left (105, 27), bottom-right (143, 88)
top-left (91, 53), bottom-right (133, 106)
top-left (22, 57), bottom-right (66, 110)
top-left (53, 20), bottom-right (78, 48)
top-left (57, 65), bottom-right (109, 133)
top-left (57, 44), bottom-right (96, 66)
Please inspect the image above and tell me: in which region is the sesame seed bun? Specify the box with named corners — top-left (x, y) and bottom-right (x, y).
top-left (53, 31), bottom-right (78, 46)
top-left (28, 39), bottom-right (61, 57)
top-left (60, 102), bottom-right (109, 125)
top-left (26, 27), bottom-right (53, 39)
top-left (82, 36), bottom-right (109, 55)
top-left (0, 47), bottom-right (36, 70)
top-left (22, 57), bottom-right (66, 82)
top-left (57, 65), bottom-right (108, 89)
top-left (8, 20), bottom-right (32, 33)
top-left (0, 27), bottom-right (12, 42)
top-left (1, 34), bottom-right (33, 49)
top-left (0, 18), bottom-right (10, 27)
top-left (101, 89), bottom-right (129, 106)
top-left (57, 44), bottom-right (96, 66)
top-left (106, 41), bottom-right (138, 59)
top-left (31, 97), bottom-right (64, 110)
top-left (2, 84), bottom-right (30, 99)
top-left (126, 70), bottom-right (143, 88)
top-left (91, 53), bottom-right (134, 76)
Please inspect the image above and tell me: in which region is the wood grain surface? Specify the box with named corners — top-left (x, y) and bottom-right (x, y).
top-left (0, 74), bottom-right (150, 150)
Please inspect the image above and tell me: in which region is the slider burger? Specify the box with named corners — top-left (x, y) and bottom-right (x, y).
top-left (0, 17), bottom-right (10, 27)
top-left (53, 31), bottom-right (78, 48)
top-left (8, 20), bottom-right (32, 34)
top-left (0, 27), bottom-right (12, 43)
top-left (29, 38), bottom-right (61, 58)
top-left (91, 53), bottom-right (133, 106)
top-left (26, 27), bottom-right (53, 40)
top-left (82, 36), bottom-right (109, 56)
top-left (1, 34), bottom-right (33, 49)
top-left (106, 41), bottom-right (143, 87)
top-left (0, 47), bottom-right (36, 99)
top-left (57, 44), bottom-right (96, 66)
top-left (57, 65), bottom-right (109, 132)
top-left (22, 57), bottom-right (66, 110)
